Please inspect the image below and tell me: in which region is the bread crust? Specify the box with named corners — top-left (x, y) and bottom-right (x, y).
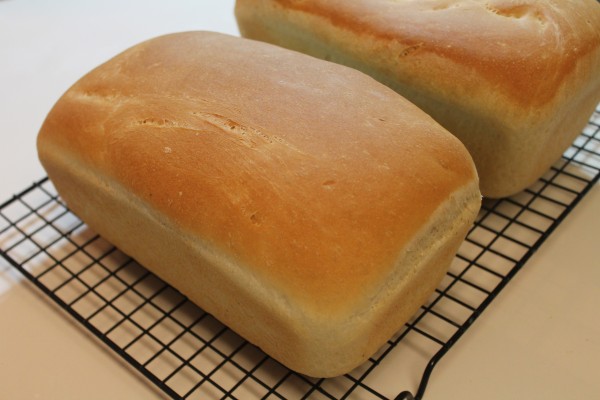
top-left (37, 31), bottom-right (480, 376)
top-left (236, 0), bottom-right (600, 197)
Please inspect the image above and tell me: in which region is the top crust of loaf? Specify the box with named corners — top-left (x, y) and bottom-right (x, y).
top-left (251, 0), bottom-right (600, 111)
top-left (37, 31), bottom-right (478, 316)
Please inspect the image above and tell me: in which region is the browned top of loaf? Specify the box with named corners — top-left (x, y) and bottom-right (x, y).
top-left (272, 0), bottom-right (600, 108)
top-left (39, 32), bottom-right (476, 313)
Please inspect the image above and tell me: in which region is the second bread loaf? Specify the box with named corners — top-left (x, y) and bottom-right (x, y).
top-left (236, 0), bottom-right (600, 197)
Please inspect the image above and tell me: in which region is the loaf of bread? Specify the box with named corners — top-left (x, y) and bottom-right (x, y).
top-left (235, 0), bottom-right (600, 198)
top-left (37, 31), bottom-right (481, 377)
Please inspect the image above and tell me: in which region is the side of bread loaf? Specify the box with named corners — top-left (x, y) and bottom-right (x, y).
top-left (235, 0), bottom-right (600, 198)
top-left (37, 31), bottom-right (481, 377)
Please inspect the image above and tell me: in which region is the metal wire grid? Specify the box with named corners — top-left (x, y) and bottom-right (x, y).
top-left (1, 106), bottom-right (599, 399)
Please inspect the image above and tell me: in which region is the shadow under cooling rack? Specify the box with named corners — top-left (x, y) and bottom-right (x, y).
top-left (1, 105), bottom-right (599, 399)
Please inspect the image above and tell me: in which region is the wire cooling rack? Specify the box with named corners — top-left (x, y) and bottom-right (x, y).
top-left (1, 105), bottom-right (599, 400)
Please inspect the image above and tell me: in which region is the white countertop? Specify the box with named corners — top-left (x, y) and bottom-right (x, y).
top-left (1, 1), bottom-right (598, 399)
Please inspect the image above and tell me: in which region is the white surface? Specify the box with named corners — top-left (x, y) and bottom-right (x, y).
top-left (426, 187), bottom-right (600, 399)
top-left (0, 1), bottom-right (598, 399)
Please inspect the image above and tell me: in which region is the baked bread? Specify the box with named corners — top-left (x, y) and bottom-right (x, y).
top-left (235, 0), bottom-right (600, 198)
top-left (37, 31), bottom-right (481, 377)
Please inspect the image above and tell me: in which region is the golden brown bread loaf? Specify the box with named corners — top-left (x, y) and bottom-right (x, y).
top-left (235, 0), bottom-right (600, 198)
top-left (37, 31), bottom-right (481, 377)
